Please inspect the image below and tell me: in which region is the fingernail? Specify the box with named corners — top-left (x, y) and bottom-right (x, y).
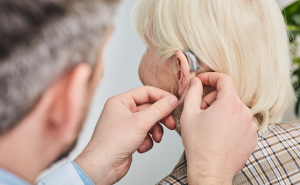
top-left (191, 77), bottom-right (197, 85)
top-left (140, 145), bottom-right (146, 153)
top-left (166, 96), bottom-right (178, 107)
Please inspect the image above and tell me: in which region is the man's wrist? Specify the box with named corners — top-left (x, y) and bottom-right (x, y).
top-left (191, 176), bottom-right (232, 185)
top-left (188, 171), bottom-right (232, 185)
top-left (187, 160), bottom-right (233, 185)
top-left (74, 145), bottom-right (116, 185)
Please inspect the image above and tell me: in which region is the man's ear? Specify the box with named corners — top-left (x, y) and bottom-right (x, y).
top-left (45, 63), bottom-right (92, 145)
top-left (176, 51), bottom-right (190, 96)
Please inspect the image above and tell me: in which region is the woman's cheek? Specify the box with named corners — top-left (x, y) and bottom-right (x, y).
top-left (139, 60), bottom-right (154, 86)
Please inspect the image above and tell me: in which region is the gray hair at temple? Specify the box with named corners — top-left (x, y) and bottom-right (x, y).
top-left (0, 0), bottom-right (120, 134)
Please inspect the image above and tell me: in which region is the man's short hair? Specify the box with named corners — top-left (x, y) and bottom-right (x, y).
top-left (0, 0), bottom-right (120, 134)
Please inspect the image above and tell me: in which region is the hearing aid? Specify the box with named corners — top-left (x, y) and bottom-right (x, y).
top-left (171, 50), bottom-right (200, 95)
top-left (183, 50), bottom-right (200, 72)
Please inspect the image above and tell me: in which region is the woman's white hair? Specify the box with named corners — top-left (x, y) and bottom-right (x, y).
top-left (132, 0), bottom-right (296, 131)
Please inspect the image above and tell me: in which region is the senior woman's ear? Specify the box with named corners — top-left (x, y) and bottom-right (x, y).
top-left (175, 51), bottom-right (190, 96)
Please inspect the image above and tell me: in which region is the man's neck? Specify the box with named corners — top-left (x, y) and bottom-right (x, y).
top-left (0, 120), bottom-right (58, 184)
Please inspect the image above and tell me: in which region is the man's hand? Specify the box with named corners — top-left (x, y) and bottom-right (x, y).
top-left (74, 86), bottom-right (178, 185)
top-left (181, 73), bottom-right (258, 185)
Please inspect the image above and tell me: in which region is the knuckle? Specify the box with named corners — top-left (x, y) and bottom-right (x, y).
top-left (230, 96), bottom-right (241, 107)
top-left (139, 86), bottom-right (149, 92)
top-left (222, 74), bottom-right (234, 83)
top-left (105, 97), bottom-right (116, 106)
top-left (106, 96), bottom-right (115, 102)
top-left (223, 96), bottom-right (241, 113)
top-left (223, 75), bottom-right (237, 90)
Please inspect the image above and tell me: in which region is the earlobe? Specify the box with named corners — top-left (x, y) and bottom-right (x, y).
top-left (175, 51), bottom-right (190, 96)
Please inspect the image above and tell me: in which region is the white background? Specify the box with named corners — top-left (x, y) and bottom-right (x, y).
top-left (40, 0), bottom-right (298, 184)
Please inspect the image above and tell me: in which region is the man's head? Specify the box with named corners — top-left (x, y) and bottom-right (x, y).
top-left (0, 0), bottom-right (119, 180)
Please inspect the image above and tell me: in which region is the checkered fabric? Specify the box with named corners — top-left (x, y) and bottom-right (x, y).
top-left (157, 122), bottom-right (300, 185)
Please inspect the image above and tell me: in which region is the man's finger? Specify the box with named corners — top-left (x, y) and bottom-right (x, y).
top-left (160, 115), bottom-right (176, 130)
top-left (137, 134), bottom-right (153, 153)
top-left (137, 103), bottom-right (152, 112)
top-left (150, 123), bottom-right (164, 143)
top-left (137, 104), bottom-right (176, 130)
top-left (183, 77), bottom-right (203, 114)
top-left (197, 73), bottom-right (237, 99)
top-left (136, 95), bottom-right (178, 130)
top-left (201, 91), bottom-right (217, 110)
top-left (116, 86), bottom-right (173, 112)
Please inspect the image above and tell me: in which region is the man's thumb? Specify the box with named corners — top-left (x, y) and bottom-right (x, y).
top-left (137, 95), bottom-right (178, 130)
top-left (183, 77), bottom-right (203, 114)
